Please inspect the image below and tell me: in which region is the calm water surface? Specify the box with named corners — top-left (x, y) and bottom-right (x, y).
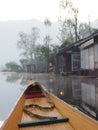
top-left (0, 72), bottom-right (98, 126)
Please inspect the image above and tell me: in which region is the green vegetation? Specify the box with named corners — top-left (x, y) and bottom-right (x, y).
top-left (5, 62), bottom-right (22, 72)
top-left (58, 0), bottom-right (95, 45)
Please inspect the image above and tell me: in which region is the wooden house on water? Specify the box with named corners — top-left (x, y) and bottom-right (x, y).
top-left (56, 31), bottom-right (98, 77)
top-left (26, 64), bottom-right (36, 73)
top-left (76, 32), bottom-right (98, 77)
top-left (55, 42), bottom-right (80, 75)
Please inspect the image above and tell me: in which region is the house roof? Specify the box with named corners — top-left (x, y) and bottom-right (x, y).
top-left (75, 31), bottom-right (98, 46)
top-left (57, 31), bottom-right (98, 55)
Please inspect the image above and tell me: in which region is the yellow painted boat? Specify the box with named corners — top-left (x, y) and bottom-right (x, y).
top-left (1, 80), bottom-right (98, 130)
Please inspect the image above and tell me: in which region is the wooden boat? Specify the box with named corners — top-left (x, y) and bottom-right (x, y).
top-left (1, 80), bottom-right (98, 130)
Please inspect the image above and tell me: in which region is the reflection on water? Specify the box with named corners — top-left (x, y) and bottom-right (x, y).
top-left (47, 75), bottom-right (98, 120)
top-left (0, 72), bottom-right (98, 125)
top-left (80, 79), bottom-right (98, 119)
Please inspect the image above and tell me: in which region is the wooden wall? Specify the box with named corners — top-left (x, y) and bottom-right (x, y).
top-left (81, 46), bottom-right (95, 70)
top-left (80, 38), bottom-right (98, 72)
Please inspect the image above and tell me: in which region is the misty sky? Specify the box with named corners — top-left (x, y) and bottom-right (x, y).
top-left (0, 0), bottom-right (98, 22)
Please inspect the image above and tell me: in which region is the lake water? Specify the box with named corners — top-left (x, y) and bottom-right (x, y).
top-left (0, 72), bottom-right (98, 127)
top-left (0, 72), bottom-right (26, 126)
top-left (0, 72), bottom-right (50, 126)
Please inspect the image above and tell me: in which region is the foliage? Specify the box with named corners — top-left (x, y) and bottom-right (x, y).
top-left (16, 19), bottom-right (55, 72)
top-left (19, 59), bottom-right (30, 72)
top-left (44, 18), bottom-right (51, 26)
top-left (36, 42), bottom-right (57, 60)
top-left (17, 27), bottom-right (40, 61)
top-left (16, 21), bottom-right (57, 72)
top-left (36, 44), bottom-right (49, 60)
top-left (49, 44), bottom-right (59, 64)
top-left (58, 19), bottom-right (75, 44)
top-left (5, 62), bottom-right (22, 72)
top-left (44, 18), bottom-right (52, 59)
top-left (58, 0), bottom-right (93, 45)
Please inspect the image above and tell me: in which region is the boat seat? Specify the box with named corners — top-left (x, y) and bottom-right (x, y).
top-left (18, 117), bottom-right (69, 128)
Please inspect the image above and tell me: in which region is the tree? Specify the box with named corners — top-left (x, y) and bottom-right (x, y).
top-left (36, 43), bottom-right (58, 72)
top-left (5, 62), bottom-right (21, 72)
top-left (44, 18), bottom-right (52, 71)
top-left (19, 59), bottom-right (29, 72)
top-left (49, 44), bottom-right (59, 66)
top-left (36, 43), bottom-right (51, 60)
top-left (58, 0), bottom-right (93, 44)
top-left (17, 27), bottom-right (40, 62)
top-left (44, 18), bottom-right (51, 29)
top-left (58, 19), bottom-right (75, 44)
top-left (44, 18), bottom-right (52, 53)
top-left (17, 32), bottom-right (30, 59)
top-left (30, 27), bottom-right (40, 59)
top-left (59, 0), bottom-right (78, 42)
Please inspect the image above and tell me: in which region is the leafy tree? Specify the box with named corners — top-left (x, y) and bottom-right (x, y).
top-left (58, 0), bottom-right (93, 45)
top-left (44, 19), bottom-right (52, 53)
top-left (59, 0), bottom-right (78, 42)
top-left (19, 59), bottom-right (30, 72)
top-left (44, 18), bottom-right (52, 70)
top-left (16, 22), bottom-right (58, 72)
top-left (58, 19), bottom-right (75, 44)
top-left (44, 18), bottom-right (51, 31)
top-left (5, 62), bottom-right (21, 72)
top-left (36, 43), bottom-right (58, 65)
top-left (17, 27), bottom-right (40, 62)
top-left (30, 27), bottom-right (40, 59)
top-left (78, 23), bottom-right (91, 39)
top-left (49, 44), bottom-right (59, 65)
top-left (36, 43), bottom-right (50, 60)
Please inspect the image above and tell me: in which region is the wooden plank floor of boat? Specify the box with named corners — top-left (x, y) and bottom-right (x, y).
top-left (19, 97), bottom-right (74, 130)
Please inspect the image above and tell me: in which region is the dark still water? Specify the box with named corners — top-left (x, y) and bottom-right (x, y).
top-left (0, 72), bottom-right (98, 125)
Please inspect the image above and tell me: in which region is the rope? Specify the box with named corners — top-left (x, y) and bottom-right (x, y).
top-left (23, 81), bottom-right (57, 120)
top-left (24, 96), bottom-right (55, 110)
top-left (23, 108), bottom-right (57, 120)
